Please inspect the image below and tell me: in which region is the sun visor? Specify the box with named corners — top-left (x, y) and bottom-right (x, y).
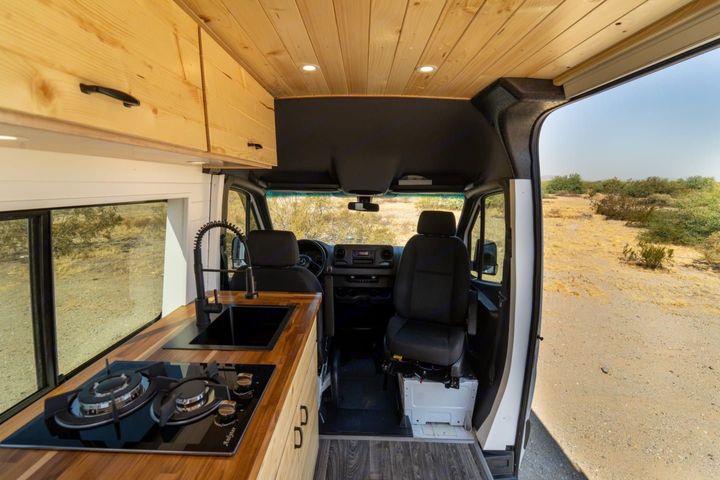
top-left (332, 150), bottom-right (398, 195)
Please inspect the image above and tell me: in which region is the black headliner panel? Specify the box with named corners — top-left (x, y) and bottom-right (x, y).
top-left (255, 97), bottom-right (511, 191)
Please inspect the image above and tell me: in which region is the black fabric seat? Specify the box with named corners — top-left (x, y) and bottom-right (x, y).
top-left (230, 230), bottom-right (322, 294)
top-left (386, 211), bottom-right (470, 368)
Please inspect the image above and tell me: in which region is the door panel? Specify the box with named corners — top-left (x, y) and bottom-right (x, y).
top-left (476, 179), bottom-right (535, 455)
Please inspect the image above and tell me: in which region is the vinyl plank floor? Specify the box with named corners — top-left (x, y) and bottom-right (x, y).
top-left (314, 438), bottom-right (488, 480)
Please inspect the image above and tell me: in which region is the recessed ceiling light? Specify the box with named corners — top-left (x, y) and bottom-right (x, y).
top-left (0, 135), bottom-right (23, 141)
top-left (301, 64), bottom-right (319, 72)
top-left (187, 160), bottom-right (205, 165)
top-left (417, 65), bottom-right (436, 73)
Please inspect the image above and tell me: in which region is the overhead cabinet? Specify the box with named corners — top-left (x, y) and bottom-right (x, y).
top-left (0, 0), bottom-right (278, 168)
top-left (200, 30), bottom-right (278, 166)
top-left (0, 0), bottom-right (207, 151)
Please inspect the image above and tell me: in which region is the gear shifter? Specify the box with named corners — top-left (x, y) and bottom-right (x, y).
top-left (193, 220), bottom-right (258, 330)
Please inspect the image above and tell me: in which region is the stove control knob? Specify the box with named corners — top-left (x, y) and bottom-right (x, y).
top-left (236, 372), bottom-right (253, 392)
top-left (215, 400), bottom-right (237, 426)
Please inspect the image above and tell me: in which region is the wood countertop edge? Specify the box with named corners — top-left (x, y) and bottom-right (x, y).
top-left (0, 291), bottom-right (322, 480)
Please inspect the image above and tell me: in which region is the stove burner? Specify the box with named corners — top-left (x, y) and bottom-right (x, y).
top-left (76, 372), bottom-right (145, 417)
top-left (175, 380), bottom-right (211, 412)
top-left (150, 375), bottom-right (230, 427)
top-left (51, 367), bottom-right (158, 430)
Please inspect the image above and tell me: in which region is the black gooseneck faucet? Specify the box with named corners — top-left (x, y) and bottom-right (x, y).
top-left (193, 220), bottom-right (258, 330)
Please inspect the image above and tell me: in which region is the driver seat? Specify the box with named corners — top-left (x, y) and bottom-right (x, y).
top-left (230, 230), bottom-right (322, 294)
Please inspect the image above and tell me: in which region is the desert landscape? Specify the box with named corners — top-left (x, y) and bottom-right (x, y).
top-left (529, 193), bottom-right (720, 479)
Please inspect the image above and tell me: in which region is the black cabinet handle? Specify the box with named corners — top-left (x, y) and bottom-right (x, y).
top-left (293, 426), bottom-right (303, 449)
top-left (247, 142), bottom-right (263, 150)
top-left (79, 83), bottom-right (140, 108)
top-left (300, 405), bottom-right (308, 426)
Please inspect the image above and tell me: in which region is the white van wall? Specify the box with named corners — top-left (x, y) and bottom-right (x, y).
top-left (0, 147), bottom-right (224, 315)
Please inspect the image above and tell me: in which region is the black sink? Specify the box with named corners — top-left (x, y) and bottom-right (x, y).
top-left (164, 304), bottom-right (294, 350)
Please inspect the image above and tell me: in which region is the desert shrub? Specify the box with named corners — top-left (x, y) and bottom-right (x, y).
top-left (52, 207), bottom-right (123, 257)
top-left (680, 176), bottom-right (716, 191)
top-left (622, 177), bottom-right (684, 198)
top-left (0, 220), bottom-right (28, 262)
top-left (592, 194), bottom-right (655, 224)
top-left (643, 188), bottom-right (720, 245)
top-left (644, 193), bottom-right (675, 207)
top-left (544, 174), bottom-right (585, 195)
top-left (414, 195), bottom-right (464, 212)
top-left (702, 232), bottom-right (720, 266)
top-left (586, 177), bottom-right (625, 195)
top-left (623, 241), bottom-right (674, 270)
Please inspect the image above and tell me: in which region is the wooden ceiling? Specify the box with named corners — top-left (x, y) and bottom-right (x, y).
top-left (177, 0), bottom-right (709, 99)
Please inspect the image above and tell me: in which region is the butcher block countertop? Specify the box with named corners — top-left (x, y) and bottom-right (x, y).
top-left (0, 291), bottom-right (322, 480)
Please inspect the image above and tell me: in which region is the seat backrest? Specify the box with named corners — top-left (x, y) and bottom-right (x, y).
top-left (394, 211), bottom-right (470, 326)
top-left (230, 230), bottom-right (322, 293)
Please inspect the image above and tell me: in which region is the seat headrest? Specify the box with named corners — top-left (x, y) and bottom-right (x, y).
top-left (247, 230), bottom-right (299, 267)
top-left (417, 211), bottom-right (456, 236)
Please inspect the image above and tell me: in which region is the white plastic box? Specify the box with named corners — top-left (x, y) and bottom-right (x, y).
top-left (399, 375), bottom-right (478, 429)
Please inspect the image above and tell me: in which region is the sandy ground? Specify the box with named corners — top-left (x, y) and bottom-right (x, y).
top-left (525, 196), bottom-right (720, 479)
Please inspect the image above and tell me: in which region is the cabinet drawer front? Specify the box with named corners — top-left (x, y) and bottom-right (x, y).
top-left (0, 0), bottom-right (206, 150)
top-left (201, 30), bottom-right (277, 166)
top-left (257, 322), bottom-right (317, 480)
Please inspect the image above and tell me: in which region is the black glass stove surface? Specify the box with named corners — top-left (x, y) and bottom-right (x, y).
top-left (0, 361), bottom-right (274, 456)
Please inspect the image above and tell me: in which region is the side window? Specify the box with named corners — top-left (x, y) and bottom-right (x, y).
top-left (226, 190), bottom-right (259, 269)
top-left (227, 189), bottom-right (258, 233)
top-left (469, 192), bottom-right (506, 283)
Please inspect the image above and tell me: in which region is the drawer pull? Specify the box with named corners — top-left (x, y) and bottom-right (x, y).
top-left (247, 142), bottom-right (263, 150)
top-left (300, 405), bottom-right (308, 426)
top-left (79, 83), bottom-right (140, 108)
top-left (293, 426), bottom-right (303, 449)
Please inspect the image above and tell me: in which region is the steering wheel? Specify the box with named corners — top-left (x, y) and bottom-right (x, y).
top-left (296, 240), bottom-right (327, 277)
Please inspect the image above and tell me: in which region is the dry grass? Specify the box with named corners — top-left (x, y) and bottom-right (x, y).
top-left (535, 195), bottom-right (720, 479)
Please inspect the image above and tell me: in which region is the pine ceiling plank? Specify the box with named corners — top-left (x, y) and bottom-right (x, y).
top-left (420, 0), bottom-right (524, 96)
top-left (259, 0), bottom-right (331, 94)
top-left (441, 0), bottom-right (564, 97)
top-left (295, 0), bottom-right (349, 94)
top-left (483, 0), bottom-right (605, 77)
top-left (533, 0), bottom-right (695, 78)
top-left (384, 0), bottom-right (447, 94)
top-left (177, 0), bottom-right (292, 96)
top-left (404, 0), bottom-right (486, 95)
top-left (367, 0), bottom-right (408, 94)
top-left (510, 0), bottom-right (648, 77)
top-left (334, 0), bottom-right (372, 94)
top-left (221, 0), bottom-right (314, 95)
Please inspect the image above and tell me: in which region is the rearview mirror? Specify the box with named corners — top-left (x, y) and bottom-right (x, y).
top-left (474, 239), bottom-right (498, 275)
top-left (231, 235), bottom-right (247, 269)
top-left (348, 195), bottom-right (379, 212)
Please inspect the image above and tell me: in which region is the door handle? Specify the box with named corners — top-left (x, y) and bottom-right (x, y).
top-left (300, 405), bottom-right (308, 426)
top-left (293, 426), bottom-right (303, 448)
top-left (79, 83), bottom-right (140, 108)
top-left (247, 142), bottom-right (263, 150)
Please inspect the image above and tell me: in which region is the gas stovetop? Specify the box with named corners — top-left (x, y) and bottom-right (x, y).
top-left (0, 360), bottom-right (274, 456)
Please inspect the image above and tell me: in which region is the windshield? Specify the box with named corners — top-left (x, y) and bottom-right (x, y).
top-left (266, 192), bottom-right (464, 246)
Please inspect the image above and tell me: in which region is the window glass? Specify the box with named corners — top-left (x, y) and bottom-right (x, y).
top-left (470, 193), bottom-right (506, 282)
top-left (0, 219), bottom-right (37, 414)
top-left (267, 192), bottom-right (464, 246)
top-left (53, 202), bottom-right (167, 374)
top-left (227, 190), bottom-right (258, 268)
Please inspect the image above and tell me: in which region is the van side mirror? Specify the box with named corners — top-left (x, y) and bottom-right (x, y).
top-left (473, 239), bottom-right (498, 275)
top-left (231, 235), bottom-right (247, 269)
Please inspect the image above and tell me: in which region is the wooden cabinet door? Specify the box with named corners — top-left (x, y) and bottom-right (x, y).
top-left (0, 0), bottom-right (207, 150)
top-left (200, 30), bottom-right (277, 167)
